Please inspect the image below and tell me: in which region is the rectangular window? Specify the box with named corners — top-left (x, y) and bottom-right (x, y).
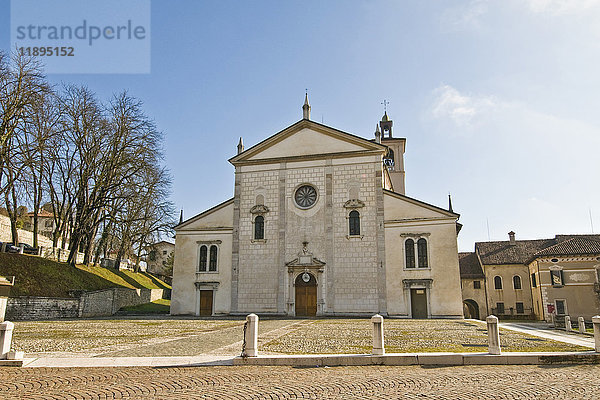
top-left (417, 238), bottom-right (428, 268)
top-left (496, 302), bottom-right (505, 314)
top-left (163, 250), bottom-right (167, 255)
top-left (405, 239), bottom-right (415, 268)
top-left (531, 273), bottom-right (537, 288)
top-left (473, 280), bottom-right (481, 289)
top-left (516, 302), bottom-right (524, 314)
top-left (550, 270), bottom-right (564, 287)
top-left (555, 299), bottom-right (566, 315)
top-left (198, 246), bottom-right (208, 272)
top-left (209, 245), bottom-right (218, 272)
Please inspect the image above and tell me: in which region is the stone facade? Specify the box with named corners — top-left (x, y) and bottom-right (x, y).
top-left (171, 102), bottom-right (464, 318)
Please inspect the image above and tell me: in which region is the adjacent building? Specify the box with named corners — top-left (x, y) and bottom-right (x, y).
top-left (146, 241), bottom-right (175, 279)
top-left (171, 97), bottom-right (464, 318)
top-left (460, 232), bottom-right (600, 321)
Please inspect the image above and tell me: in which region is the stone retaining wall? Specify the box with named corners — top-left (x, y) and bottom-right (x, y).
top-left (6, 296), bottom-right (82, 320)
top-left (6, 288), bottom-right (164, 320)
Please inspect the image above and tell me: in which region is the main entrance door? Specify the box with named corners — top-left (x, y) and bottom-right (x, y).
top-left (199, 290), bottom-right (213, 316)
top-left (295, 272), bottom-right (317, 317)
top-left (410, 288), bottom-right (428, 319)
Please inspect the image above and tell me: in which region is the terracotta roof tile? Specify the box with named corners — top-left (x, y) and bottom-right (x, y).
top-left (533, 236), bottom-right (600, 257)
top-left (459, 252), bottom-right (484, 278)
top-left (475, 239), bottom-right (555, 265)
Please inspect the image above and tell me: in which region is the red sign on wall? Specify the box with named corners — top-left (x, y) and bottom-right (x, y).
top-left (547, 304), bottom-right (555, 314)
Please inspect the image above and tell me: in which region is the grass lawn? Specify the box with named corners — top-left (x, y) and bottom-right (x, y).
top-left (0, 253), bottom-right (170, 298)
top-left (119, 299), bottom-right (171, 314)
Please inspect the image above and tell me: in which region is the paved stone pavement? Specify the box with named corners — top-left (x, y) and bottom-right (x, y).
top-left (1, 364), bottom-right (600, 399)
top-left (499, 322), bottom-right (595, 348)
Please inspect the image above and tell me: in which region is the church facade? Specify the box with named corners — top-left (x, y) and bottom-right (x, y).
top-left (171, 97), bottom-right (464, 318)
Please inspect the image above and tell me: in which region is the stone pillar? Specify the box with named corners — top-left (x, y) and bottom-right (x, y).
top-left (18, 244), bottom-right (24, 254)
top-left (593, 316), bottom-right (600, 353)
top-left (243, 313), bottom-right (258, 357)
top-left (550, 313), bottom-right (556, 328)
top-left (371, 314), bottom-right (385, 355)
top-left (0, 321), bottom-right (14, 359)
top-left (0, 298), bottom-right (6, 323)
top-left (486, 315), bottom-right (501, 355)
top-left (565, 316), bottom-right (572, 332)
top-left (578, 317), bottom-right (586, 334)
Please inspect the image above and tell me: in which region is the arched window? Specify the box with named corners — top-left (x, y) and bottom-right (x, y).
top-left (254, 215), bottom-right (265, 240)
top-left (494, 276), bottom-right (503, 290)
top-left (405, 239), bottom-right (415, 268)
top-left (513, 275), bottom-right (522, 290)
top-left (417, 238), bottom-right (428, 268)
top-left (256, 194), bottom-right (264, 205)
top-left (209, 245), bottom-right (218, 272)
top-left (349, 210), bottom-right (360, 236)
top-left (198, 245), bottom-right (207, 272)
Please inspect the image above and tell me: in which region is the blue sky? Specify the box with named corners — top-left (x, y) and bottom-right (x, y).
top-left (2, 0), bottom-right (599, 251)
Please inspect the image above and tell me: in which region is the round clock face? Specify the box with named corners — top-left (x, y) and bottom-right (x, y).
top-left (294, 185), bottom-right (317, 209)
top-left (302, 272), bottom-right (310, 283)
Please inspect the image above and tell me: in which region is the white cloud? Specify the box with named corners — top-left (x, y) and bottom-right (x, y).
top-left (430, 85), bottom-right (496, 129)
top-left (439, 0), bottom-right (489, 32)
top-left (525, 0), bottom-right (600, 16)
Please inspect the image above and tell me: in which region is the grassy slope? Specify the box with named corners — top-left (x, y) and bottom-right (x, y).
top-left (0, 253), bottom-right (170, 298)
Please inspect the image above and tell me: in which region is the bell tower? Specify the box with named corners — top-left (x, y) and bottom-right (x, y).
top-left (377, 109), bottom-right (406, 194)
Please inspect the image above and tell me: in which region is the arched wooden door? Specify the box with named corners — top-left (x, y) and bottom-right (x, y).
top-left (295, 272), bottom-right (317, 317)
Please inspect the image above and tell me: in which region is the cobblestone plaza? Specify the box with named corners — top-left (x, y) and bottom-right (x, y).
top-left (1, 365), bottom-right (600, 399)
top-left (3, 317), bottom-right (599, 398)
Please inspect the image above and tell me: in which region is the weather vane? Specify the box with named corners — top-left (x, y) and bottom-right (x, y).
top-left (381, 99), bottom-right (389, 113)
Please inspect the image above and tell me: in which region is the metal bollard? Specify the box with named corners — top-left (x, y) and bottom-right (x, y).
top-left (371, 314), bottom-right (385, 355)
top-left (578, 317), bottom-right (586, 334)
top-left (486, 315), bottom-right (501, 355)
top-left (593, 316), bottom-right (600, 353)
top-left (242, 313), bottom-right (259, 357)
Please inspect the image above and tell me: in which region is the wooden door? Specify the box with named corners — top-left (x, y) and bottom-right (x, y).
top-left (410, 288), bottom-right (428, 319)
top-left (199, 290), bottom-right (213, 316)
top-left (295, 273), bottom-right (317, 316)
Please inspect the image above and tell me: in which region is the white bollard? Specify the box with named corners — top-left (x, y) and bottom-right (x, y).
top-left (0, 321), bottom-right (14, 359)
top-left (578, 317), bottom-right (586, 334)
top-left (565, 316), bottom-right (572, 332)
top-left (371, 314), bottom-right (385, 355)
top-left (18, 244), bottom-right (24, 255)
top-left (486, 315), bottom-right (501, 355)
top-left (243, 313), bottom-right (259, 357)
top-left (593, 316), bottom-right (600, 353)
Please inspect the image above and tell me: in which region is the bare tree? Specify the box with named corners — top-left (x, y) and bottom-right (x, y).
top-left (0, 50), bottom-right (49, 243)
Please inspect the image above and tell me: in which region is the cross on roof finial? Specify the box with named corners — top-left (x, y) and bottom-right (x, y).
top-left (381, 99), bottom-right (389, 113)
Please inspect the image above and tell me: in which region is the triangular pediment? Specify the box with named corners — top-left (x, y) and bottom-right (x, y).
top-left (230, 120), bottom-right (386, 164)
top-left (384, 190), bottom-right (459, 221)
top-left (175, 199), bottom-right (234, 231)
